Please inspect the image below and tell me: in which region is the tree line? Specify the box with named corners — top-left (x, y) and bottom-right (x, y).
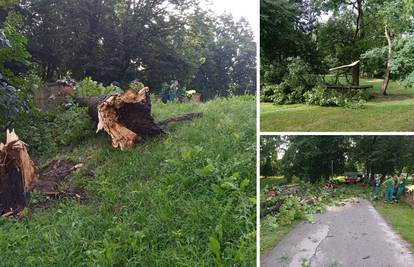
top-left (1, 0), bottom-right (256, 99)
top-left (261, 135), bottom-right (414, 183)
top-left (261, 0), bottom-right (414, 94)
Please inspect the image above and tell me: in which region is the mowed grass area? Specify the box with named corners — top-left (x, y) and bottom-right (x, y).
top-left (373, 200), bottom-right (414, 252)
top-left (260, 79), bottom-right (414, 132)
top-left (0, 97), bottom-right (256, 266)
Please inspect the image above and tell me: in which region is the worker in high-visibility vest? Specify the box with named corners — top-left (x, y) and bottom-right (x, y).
top-left (396, 174), bottom-right (407, 202)
top-left (372, 174), bottom-right (381, 200)
top-left (383, 175), bottom-right (395, 203)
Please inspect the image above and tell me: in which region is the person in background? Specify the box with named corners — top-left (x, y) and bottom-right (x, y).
top-left (396, 174), bottom-right (407, 202)
top-left (383, 175), bottom-right (395, 203)
top-left (372, 174), bottom-right (381, 200)
top-left (170, 80), bottom-right (179, 101)
top-left (161, 81), bottom-right (170, 103)
top-left (392, 175), bottom-right (399, 201)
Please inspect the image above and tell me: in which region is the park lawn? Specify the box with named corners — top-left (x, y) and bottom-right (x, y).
top-left (260, 79), bottom-right (414, 132)
top-left (373, 201), bottom-right (414, 252)
top-left (0, 96), bottom-right (256, 266)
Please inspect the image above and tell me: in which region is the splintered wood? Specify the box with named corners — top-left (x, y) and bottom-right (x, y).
top-left (77, 86), bottom-right (203, 150)
top-left (96, 87), bottom-right (164, 150)
top-left (0, 129), bottom-right (38, 213)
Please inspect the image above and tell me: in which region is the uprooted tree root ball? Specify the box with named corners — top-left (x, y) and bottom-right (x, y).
top-left (0, 130), bottom-right (88, 218)
top-left (76, 87), bottom-right (203, 150)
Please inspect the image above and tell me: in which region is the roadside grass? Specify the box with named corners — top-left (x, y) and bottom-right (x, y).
top-left (372, 201), bottom-right (414, 252)
top-left (260, 218), bottom-right (300, 257)
top-left (0, 96), bottom-right (256, 266)
top-left (260, 79), bottom-right (414, 132)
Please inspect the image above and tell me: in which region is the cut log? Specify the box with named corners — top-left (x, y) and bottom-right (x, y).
top-left (76, 87), bottom-right (203, 150)
top-left (0, 130), bottom-right (38, 214)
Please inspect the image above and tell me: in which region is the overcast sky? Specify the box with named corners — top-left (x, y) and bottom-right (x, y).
top-left (202, 0), bottom-right (259, 41)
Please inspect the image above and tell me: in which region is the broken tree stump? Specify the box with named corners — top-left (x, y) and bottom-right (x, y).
top-left (76, 87), bottom-right (202, 150)
top-left (0, 130), bottom-right (37, 214)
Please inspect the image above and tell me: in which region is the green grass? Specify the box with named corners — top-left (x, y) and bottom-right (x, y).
top-left (0, 96), bottom-right (256, 266)
top-left (373, 200), bottom-right (414, 252)
top-left (260, 79), bottom-right (414, 132)
top-left (260, 218), bottom-right (299, 257)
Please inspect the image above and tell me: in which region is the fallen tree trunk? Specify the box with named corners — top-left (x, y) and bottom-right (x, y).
top-left (76, 87), bottom-right (202, 150)
top-left (0, 130), bottom-right (37, 214)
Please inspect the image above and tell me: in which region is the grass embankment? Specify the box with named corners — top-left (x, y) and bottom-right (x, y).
top-left (373, 201), bottom-right (414, 252)
top-left (260, 79), bottom-right (414, 132)
top-left (0, 96), bottom-right (256, 266)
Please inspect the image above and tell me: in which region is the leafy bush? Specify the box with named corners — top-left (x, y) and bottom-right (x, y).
top-left (129, 80), bottom-right (145, 90)
top-left (403, 71), bottom-right (414, 88)
top-left (73, 77), bottom-right (122, 97)
top-left (261, 62), bottom-right (286, 84)
top-left (8, 105), bottom-right (94, 158)
top-left (260, 84), bottom-right (277, 102)
top-left (276, 196), bottom-right (306, 226)
top-left (0, 74), bottom-right (26, 126)
top-left (264, 58), bottom-right (321, 104)
top-left (304, 86), bottom-right (369, 108)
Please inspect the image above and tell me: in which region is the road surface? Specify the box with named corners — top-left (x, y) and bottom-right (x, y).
top-left (262, 199), bottom-right (414, 267)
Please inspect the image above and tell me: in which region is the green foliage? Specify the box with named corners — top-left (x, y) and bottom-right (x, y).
top-left (260, 84), bottom-right (277, 102)
top-left (0, 11), bottom-right (31, 86)
top-left (403, 71), bottom-right (414, 88)
top-left (0, 75), bottom-right (24, 126)
top-left (270, 58), bottom-right (321, 104)
top-left (6, 105), bottom-right (94, 159)
top-left (0, 96), bottom-right (256, 266)
top-left (73, 77), bottom-right (122, 97)
top-left (260, 0), bottom-right (321, 84)
top-left (304, 86), bottom-right (369, 108)
top-left (128, 80), bottom-right (144, 90)
top-left (21, 1), bottom-right (255, 99)
top-left (276, 196), bottom-right (306, 225)
top-left (261, 79), bottom-right (414, 132)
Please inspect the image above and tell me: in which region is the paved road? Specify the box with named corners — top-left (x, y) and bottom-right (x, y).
top-left (262, 199), bottom-right (414, 267)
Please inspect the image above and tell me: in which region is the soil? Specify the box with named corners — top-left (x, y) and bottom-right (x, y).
top-left (1, 159), bottom-right (91, 219)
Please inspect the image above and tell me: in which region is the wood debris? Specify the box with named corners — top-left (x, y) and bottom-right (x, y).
top-left (0, 129), bottom-right (38, 214)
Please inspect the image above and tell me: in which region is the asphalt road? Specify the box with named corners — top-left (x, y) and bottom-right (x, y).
top-left (262, 199), bottom-right (414, 267)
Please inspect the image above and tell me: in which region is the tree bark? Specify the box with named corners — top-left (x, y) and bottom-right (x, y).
top-left (0, 130), bottom-right (38, 215)
top-left (381, 25), bottom-right (392, 95)
top-left (352, 0), bottom-right (364, 86)
top-left (76, 87), bottom-right (202, 150)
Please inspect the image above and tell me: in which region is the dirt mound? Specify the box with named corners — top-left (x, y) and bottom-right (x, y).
top-left (35, 159), bottom-right (82, 192)
top-left (2, 159), bottom-right (89, 219)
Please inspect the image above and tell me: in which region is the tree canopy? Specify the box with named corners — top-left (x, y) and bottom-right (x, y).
top-left (261, 0), bottom-right (414, 101)
top-left (261, 135), bottom-right (414, 183)
top-left (1, 0), bottom-right (255, 98)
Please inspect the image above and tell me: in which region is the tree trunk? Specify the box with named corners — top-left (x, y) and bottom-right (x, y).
top-left (352, 0), bottom-right (364, 86)
top-left (0, 130), bottom-right (38, 215)
top-left (352, 64), bottom-right (360, 86)
top-left (76, 87), bottom-right (202, 150)
top-left (381, 25), bottom-right (392, 96)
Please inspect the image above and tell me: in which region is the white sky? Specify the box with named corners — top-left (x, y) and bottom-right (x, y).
top-left (202, 0), bottom-right (259, 41)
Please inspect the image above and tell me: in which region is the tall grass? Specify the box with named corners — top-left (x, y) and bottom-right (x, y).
top-left (0, 96), bottom-right (256, 266)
